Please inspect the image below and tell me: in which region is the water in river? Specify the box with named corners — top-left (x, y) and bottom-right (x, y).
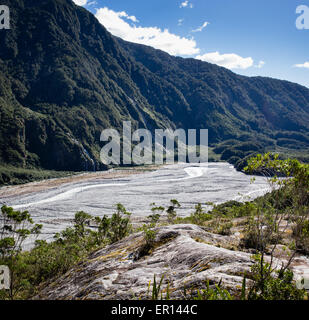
top-left (1, 163), bottom-right (271, 243)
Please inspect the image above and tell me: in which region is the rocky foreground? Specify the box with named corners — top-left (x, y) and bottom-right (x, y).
top-left (34, 224), bottom-right (309, 300)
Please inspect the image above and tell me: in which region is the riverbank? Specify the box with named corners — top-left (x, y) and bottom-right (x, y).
top-left (0, 165), bottom-right (160, 199)
top-left (0, 147), bottom-right (222, 188)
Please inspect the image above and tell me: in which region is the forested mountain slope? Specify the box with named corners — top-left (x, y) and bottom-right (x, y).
top-left (0, 0), bottom-right (308, 176)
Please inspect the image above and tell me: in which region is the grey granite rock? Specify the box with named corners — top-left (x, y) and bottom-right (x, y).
top-left (34, 224), bottom-right (308, 300)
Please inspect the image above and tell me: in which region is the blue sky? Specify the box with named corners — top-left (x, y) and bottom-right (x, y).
top-left (73, 0), bottom-right (309, 88)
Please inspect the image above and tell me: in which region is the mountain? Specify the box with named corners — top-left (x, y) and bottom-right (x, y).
top-left (0, 0), bottom-right (309, 178)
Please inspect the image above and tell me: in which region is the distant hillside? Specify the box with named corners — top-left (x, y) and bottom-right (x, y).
top-left (0, 0), bottom-right (308, 180)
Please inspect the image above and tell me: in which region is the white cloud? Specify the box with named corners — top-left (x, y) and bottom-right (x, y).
top-left (255, 60), bottom-right (265, 69)
top-left (180, 1), bottom-right (193, 8)
top-left (72, 0), bottom-right (87, 6)
top-left (178, 19), bottom-right (184, 26)
top-left (95, 7), bottom-right (200, 56)
top-left (294, 62), bottom-right (309, 69)
top-left (117, 11), bottom-right (139, 23)
top-left (192, 21), bottom-right (210, 32)
top-left (196, 51), bottom-right (254, 69)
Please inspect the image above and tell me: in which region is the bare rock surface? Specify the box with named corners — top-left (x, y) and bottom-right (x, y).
top-left (34, 224), bottom-right (308, 300)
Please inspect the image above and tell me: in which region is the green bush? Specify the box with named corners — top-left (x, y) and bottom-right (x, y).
top-left (0, 205), bottom-right (42, 299)
top-left (0, 204), bottom-right (133, 299)
top-left (190, 203), bottom-right (212, 225)
top-left (246, 255), bottom-right (306, 300)
top-left (216, 221), bottom-right (233, 236)
top-left (108, 204), bottom-right (132, 243)
top-left (292, 219), bottom-right (309, 255)
top-left (187, 280), bottom-right (233, 300)
top-left (138, 213), bottom-right (161, 259)
top-left (166, 200), bottom-right (181, 223)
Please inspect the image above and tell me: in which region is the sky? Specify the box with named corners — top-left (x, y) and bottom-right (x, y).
top-left (72, 0), bottom-right (309, 88)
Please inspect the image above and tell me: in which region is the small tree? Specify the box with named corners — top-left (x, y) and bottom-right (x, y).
top-left (73, 211), bottom-right (93, 238)
top-left (144, 211), bottom-right (161, 248)
top-left (109, 204), bottom-right (132, 243)
top-left (190, 203), bottom-right (212, 225)
top-left (91, 204), bottom-right (132, 244)
top-left (55, 211), bottom-right (100, 252)
top-left (0, 205), bottom-right (42, 299)
top-left (166, 199), bottom-right (181, 223)
top-left (150, 203), bottom-right (165, 217)
top-left (94, 215), bottom-right (110, 243)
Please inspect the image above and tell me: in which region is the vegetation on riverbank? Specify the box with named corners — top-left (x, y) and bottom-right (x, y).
top-left (0, 165), bottom-right (77, 186)
top-left (0, 164), bottom-right (160, 187)
top-left (211, 139), bottom-right (309, 172)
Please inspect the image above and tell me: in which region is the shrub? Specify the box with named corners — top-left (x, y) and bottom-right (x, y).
top-left (185, 280), bottom-right (233, 300)
top-left (108, 204), bottom-right (132, 243)
top-left (190, 203), bottom-right (212, 225)
top-left (139, 213), bottom-right (161, 258)
top-left (216, 221), bottom-right (233, 236)
top-left (246, 255), bottom-right (306, 300)
top-left (0, 205), bottom-right (42, 299)
top-left (166, 200), bottom-right (181, 223)
top-left (292, 219), bottom-right (309, 255)
top-left (240, 206), bottom-right (283, 251)
top-left (209, 200), bottom-right (244, 217)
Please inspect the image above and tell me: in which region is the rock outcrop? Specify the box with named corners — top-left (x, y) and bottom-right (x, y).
top-left (31, 225), bottom-right (260, 299)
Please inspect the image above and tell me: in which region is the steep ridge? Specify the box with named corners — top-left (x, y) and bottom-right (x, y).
top-left (120, 39), bottom-right (309, 138)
